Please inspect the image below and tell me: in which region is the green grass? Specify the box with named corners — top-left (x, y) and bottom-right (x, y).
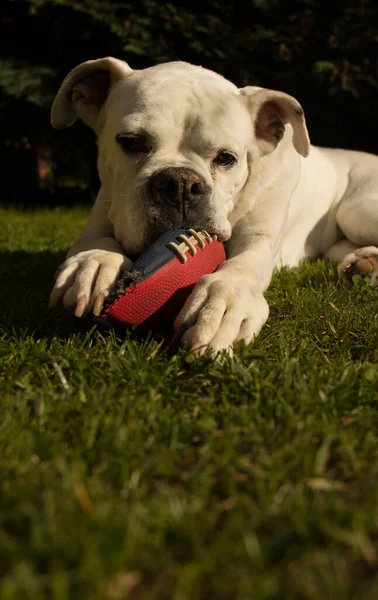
top-left (0, 206), bottom-right (377, 600)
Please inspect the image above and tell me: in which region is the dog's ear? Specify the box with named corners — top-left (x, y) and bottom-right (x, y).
top-left (51, 57), bottom-right (132, 132)
top-left (239, 86), bottom-right (310, 157)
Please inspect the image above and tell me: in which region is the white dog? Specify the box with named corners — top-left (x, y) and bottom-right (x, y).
top-left (49, 57), bottom-right (378, 356)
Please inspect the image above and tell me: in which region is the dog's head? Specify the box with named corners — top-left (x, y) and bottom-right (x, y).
top-left (52, 57), bottom-right (309, 255)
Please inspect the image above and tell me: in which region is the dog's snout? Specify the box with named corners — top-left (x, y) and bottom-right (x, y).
top-left (149, 167), bottom-right (209, 209)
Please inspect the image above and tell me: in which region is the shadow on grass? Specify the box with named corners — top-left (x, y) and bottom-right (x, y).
top-left (0, 250), bottom-right (93, 340)
top-left (0, 249), bottom-right (180, 351)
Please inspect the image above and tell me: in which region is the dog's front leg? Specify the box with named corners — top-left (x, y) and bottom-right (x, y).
top-left (174, 219), bottom-right (279, 358)
top-left (49, 187), bottom-right (132, 317)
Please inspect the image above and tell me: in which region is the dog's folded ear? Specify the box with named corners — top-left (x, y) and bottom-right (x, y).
top-left (51, 57), bottom-right (132, 132)
top-left (239, 86), bottom-right (310, 158)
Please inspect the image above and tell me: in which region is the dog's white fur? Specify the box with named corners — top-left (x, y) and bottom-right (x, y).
top-left (50, 58), bottom-right (378, 357)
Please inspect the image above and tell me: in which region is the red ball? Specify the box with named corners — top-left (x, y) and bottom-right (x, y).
top-left (97, 229), bottom-right (226, 334)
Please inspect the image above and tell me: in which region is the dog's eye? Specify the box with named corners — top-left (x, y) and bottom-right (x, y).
top-left (116, 135), bottom-right (149, 154)
top-left (213, 152), bottom-right (237, 168)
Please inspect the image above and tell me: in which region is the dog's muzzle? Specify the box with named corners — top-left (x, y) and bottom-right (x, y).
top-left (148, 167), bottom-right (211, 215)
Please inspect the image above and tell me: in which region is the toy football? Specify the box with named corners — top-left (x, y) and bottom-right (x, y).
top-left (96, 228), bottom-right (226, 334)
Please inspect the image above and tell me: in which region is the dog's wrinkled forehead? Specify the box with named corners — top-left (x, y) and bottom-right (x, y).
top-left (106, 63), bottom-right (252, 149)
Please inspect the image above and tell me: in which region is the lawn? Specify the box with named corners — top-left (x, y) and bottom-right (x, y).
top-left (0, 206), bottom-right (377, 600)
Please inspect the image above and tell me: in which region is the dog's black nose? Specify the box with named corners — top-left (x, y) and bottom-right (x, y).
top-left (149, 167), bottom-right (209, 210)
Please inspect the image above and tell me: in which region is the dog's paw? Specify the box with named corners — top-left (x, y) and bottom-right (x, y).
top-left (338, 246), bottom-right (378, 288)
top-left (173, 271), bottom-right (269, 359)
top-left (49, 250), bottom-right (132, 317)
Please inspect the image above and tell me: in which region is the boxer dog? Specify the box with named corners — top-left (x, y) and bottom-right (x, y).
top-left (49, 58), bottom-right (378, 356)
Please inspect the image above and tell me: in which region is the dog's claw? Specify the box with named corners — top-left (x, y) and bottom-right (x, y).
top-left (49, 288), bottom-right (62, 308)
top-left (75, 296), bottom-right (87, 318)
top-left (48, 294), bottom-right (56, 309)
top-left (93, 293), bottom-right (105, 316)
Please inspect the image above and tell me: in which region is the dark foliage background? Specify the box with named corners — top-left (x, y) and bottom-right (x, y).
top-left (1, 0), bottom-right (378, 204)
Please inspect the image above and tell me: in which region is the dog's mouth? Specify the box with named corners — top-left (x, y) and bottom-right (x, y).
top-left (148, 221), bottom-right (230, 249)
top-left (128, 221), bottom-right (230, 261)
top-left (198, 217), bottom-right (232, 242)
top-left (208, 226), bottom-right (232, 242)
